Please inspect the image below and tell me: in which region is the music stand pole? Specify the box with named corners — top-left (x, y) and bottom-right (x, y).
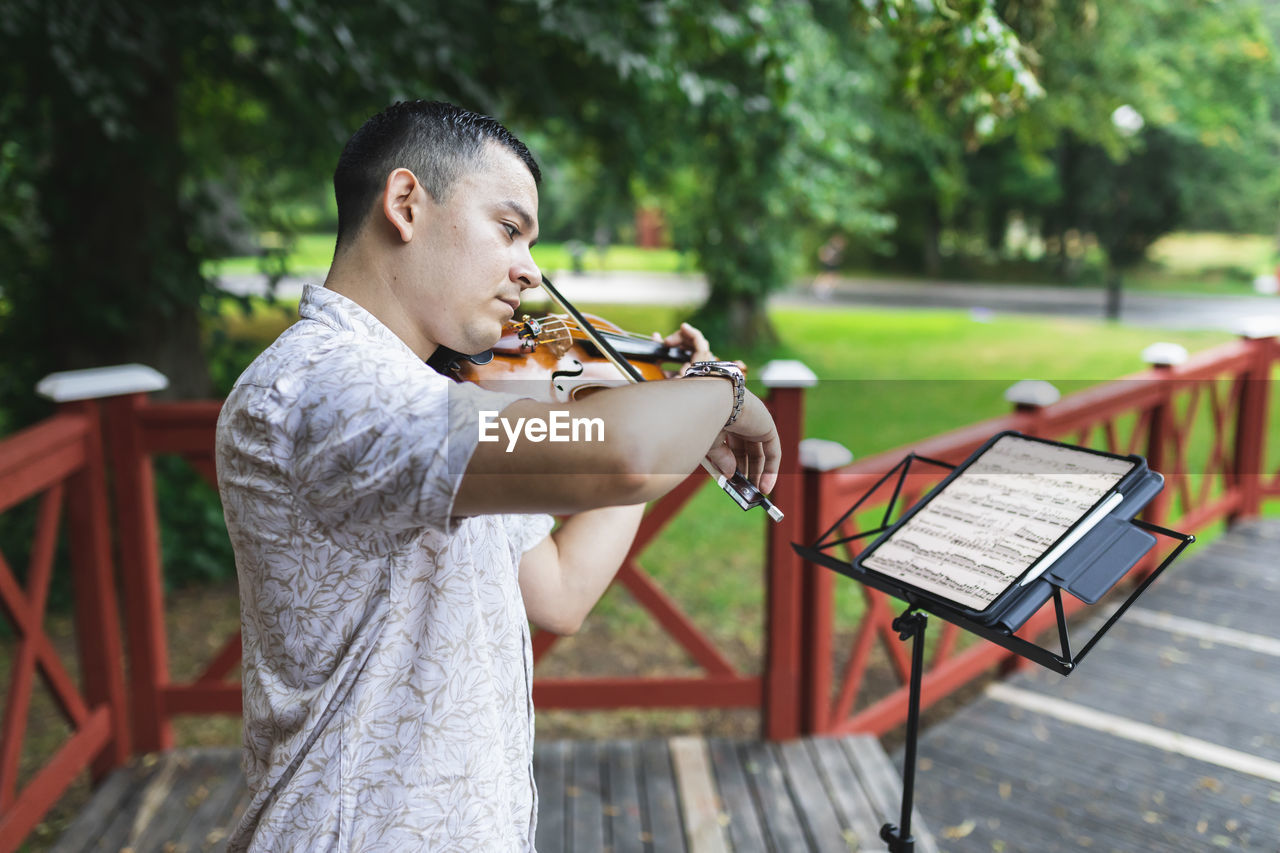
top-left (881, 607), bottom-right (927, 853)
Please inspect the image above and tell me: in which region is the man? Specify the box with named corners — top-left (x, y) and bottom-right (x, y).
top-left (216, 100), bottom-right (780, 851)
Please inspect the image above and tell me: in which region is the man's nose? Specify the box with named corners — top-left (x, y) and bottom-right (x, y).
top-left (511, 252), bottom-right (542, 291)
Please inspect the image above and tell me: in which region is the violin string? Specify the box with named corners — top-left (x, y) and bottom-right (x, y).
top-left (532, 314), bottom-right (674, 346)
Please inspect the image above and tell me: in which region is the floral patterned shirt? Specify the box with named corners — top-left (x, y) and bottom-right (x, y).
top-left (216, 284), bottom-right (554, 852)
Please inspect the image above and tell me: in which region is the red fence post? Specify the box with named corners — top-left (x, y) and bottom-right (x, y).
top-left (761, 361), bottom-right (816, 740)
top-left (97, 374), bottom-right (175, 754)
top-left (1231, 332), bottom-right (1275, 522)
top-left (797, 441), bottom-right (853, 735)
top-left (60, 399), bottom-right (131, 777)
top-left (1139, 343), bottom-right (1187, 535)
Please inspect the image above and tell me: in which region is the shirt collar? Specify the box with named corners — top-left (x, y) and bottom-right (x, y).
top-left (300, 284), bottom-right (423, 360)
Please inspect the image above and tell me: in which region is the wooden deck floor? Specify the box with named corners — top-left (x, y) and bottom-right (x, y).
top-left (908, 518), bottom-right (1280, 852)
top-left (50, 734), bottom-right (938, 852)
top-left (51, 521), bottom-right (1280, 852)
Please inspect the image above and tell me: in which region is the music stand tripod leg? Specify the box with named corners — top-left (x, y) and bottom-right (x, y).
top-left (881, 607), bottom-right (926, 853)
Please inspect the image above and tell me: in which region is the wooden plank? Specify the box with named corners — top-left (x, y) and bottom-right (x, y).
top-left (48, 758), bottom-right (160, 852)
top-left (569, 740), bottom-right (604, 853)
top-left (170, 749), bottom-right (245, 852)
top-left (914, 745), bottom-right (1157, 853)
top-left (920, 733), bottom-right (1232, 850)
top-left (668, 736), bottom-right (729, 853)
top-left (806, 736), bottom-right (884, 852)
top-left (705, 739), bottom-right (769, 853)
top-left (845, 735), bottom-right (939, 853)
top-left (602, 740), bottom-right (645, 853)
top-left (915, 699), bottom-right (1280, 851)
top-left (1012, 624), bottom-right (1280, 764)
top-left (70, 754), bottom-right (175, 852)
top-left (737, 738), bottom-right (810, 851)
top-left (775, 740), bottom-right (849, 853)
top-left (638, 738), bottom-right (685, 852)
top-left (116, 750), bottom-right (182, 850)
top-left (130, 750), bottom-right (236, 851)
top-left (224, 783), bottom-right (253, 839)
top-left (534, 740), bottom-right (569, 853)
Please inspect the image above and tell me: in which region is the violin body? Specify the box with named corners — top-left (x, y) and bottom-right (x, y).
top-left (445, 313), bottom-right (686, 403)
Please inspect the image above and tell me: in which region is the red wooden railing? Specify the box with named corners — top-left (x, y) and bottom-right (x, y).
top-left (794, 334), bottom-right (1279, 737)
top-left (91, 376), bottom-right (812, 754)
top-left (0, 402), bottom-right (128, 852)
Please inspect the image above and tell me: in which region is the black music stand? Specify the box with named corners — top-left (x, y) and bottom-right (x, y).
top-left (792, 433), bottom-right (1193, 853)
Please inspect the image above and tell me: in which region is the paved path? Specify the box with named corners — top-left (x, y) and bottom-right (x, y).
top-left (219, 271), bottom-right (1280, 334)
top-left (775, 278), bottom-right (1280, 334)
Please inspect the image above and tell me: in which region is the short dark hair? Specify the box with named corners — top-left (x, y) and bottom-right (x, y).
top-left (332, 100), bottom-right (541, 251)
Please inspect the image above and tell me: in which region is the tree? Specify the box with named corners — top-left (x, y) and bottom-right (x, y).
top-left (0, 0), bottom-right (1043, 413)
top-left (927, 0), bottom-right (1279, 315)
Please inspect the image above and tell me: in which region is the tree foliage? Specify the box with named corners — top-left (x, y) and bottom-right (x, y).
top-left (0, 0), bottom-right (1044, 412)
top-left (1, 0), bottom-right (1275, 412)
top-left (880, 0), bottom-right (1279, 295)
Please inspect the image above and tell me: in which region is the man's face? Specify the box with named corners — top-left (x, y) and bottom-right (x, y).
top-left (410, 144), bottom-right (541, 355)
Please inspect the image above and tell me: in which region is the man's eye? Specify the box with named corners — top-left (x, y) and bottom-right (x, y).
top-left (503, 222), bottom-right (519, 238)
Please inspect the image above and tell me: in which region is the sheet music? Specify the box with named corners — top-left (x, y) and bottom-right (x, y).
top-left (862, 435), bottom-right (1135, 610)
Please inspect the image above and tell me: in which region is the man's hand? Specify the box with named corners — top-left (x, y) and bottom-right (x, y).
top-left (706, 392), bottom-right (781, 494)
top-left (655, 323), bottom-right (748, 376)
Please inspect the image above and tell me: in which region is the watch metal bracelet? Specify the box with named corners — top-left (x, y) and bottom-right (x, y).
top-left (682, 361), bottom-right (745, 427)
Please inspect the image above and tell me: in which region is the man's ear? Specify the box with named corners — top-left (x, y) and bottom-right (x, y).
top-left (382, 168), bottom-right (423, 243)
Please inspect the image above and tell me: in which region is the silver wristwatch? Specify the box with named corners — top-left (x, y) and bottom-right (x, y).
top-left (682, 361), bottom-right (746, 427)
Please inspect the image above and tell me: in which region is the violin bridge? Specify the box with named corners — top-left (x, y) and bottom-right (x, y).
top-left (517, 315), bottom-right (573, 356)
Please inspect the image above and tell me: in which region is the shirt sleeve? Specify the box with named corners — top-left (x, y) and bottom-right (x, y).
top-left (286, 351), bottom-right (531, 546)
top-left (507, 513), bottom-right (556, 559)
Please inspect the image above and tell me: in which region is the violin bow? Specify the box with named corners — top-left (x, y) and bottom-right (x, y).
top-left (538, 273), bottom-right (784, 523)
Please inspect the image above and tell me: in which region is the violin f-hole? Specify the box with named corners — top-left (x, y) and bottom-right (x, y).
top-left (551, 359), bottom-right (585, 402)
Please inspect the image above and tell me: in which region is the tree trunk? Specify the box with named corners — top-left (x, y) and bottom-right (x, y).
top-left (688, 285), bottom-right (777, 352)
top-left (922, 199), bottom-right (943, 278)
top-left (1104, 262), bottom-right (1123, 321)
top-left (42, 52), bottom-right (213, 399)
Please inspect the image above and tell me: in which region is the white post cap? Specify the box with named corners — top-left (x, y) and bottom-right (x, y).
top-left (799, 438), bottom-right (854, 472)
top-left (36, 364), bottom-right (169, 403)
top-left (1234, 316), bottom-right (1280, 339)
top-left (759, 359), bottom-right (818, 388)
top-left (1141, 342), bottom-right (1188, 367)
top-left (1004, 379), bottom-right (1060, 408)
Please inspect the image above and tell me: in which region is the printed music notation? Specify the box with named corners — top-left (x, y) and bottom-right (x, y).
top-left (862, 435), bottom-right (1135, 610)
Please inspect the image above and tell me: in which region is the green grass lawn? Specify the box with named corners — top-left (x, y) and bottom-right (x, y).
top-left (1125, 231), bottom-right (1277, 295)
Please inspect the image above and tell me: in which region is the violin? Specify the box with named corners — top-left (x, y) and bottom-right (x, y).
top-left (436, 311), bottom-right (690, 402)
top-left (428, 273), bottom-right (783, 522)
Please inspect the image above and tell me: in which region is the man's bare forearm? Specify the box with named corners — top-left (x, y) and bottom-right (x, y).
top-left (519, 503), bottom-right (645, 635)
